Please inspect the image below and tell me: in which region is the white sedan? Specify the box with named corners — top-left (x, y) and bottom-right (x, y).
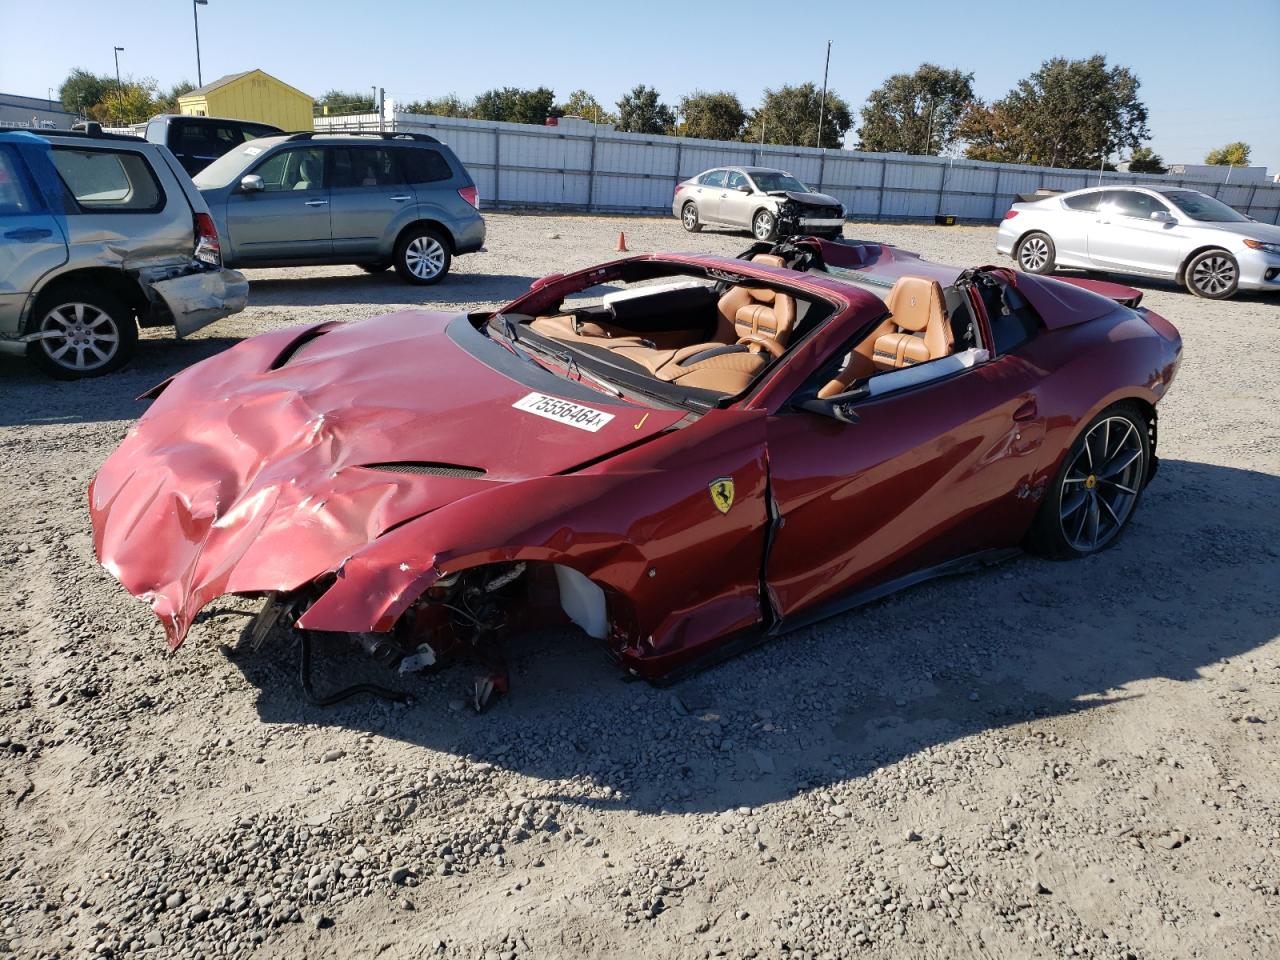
top-left (995, 185), bottom-right (1280, 300)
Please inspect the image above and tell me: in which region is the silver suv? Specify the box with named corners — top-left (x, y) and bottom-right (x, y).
top-left (0, 128), bottom-right (247, 379)
top-left (193, 131), bottom-right (485, 284)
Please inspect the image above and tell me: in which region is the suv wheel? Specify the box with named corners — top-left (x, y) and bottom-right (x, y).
top-left (394, 227), bottom-right (451, 285)
top-left (27, 288), bottom-right (137, 380)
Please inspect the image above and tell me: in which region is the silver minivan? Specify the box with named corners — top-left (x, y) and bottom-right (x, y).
top-left (193, 131), bottom-right (485, 284)
top-left (0, 127), bottom-right (247, 379)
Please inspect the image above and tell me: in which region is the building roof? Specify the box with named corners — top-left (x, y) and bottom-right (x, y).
top-left (180, 69), bottom-right (311, 102)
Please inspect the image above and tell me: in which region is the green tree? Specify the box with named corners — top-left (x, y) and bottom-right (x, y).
top-left (1204, 141), bottom-right (1250, 166)
top-left (615, 85), bottom-right (675, 134)
top-left (317, 89), bottom-right (376, 115)
top-left (1127, 146), bottom-right (1167, 174)
top-left (856, 63), bottom-right (975, 154)
top-left (157, 81), bottom-right (195, 113)
top-left (404, 94), bottom-right (472, 117)
top-left (558, 89), bottom-right (615, 125)
top-left (471, 87), bottom-right (555, 125)
top-left (746, 83), bottom-right (852, 148)
top-left (678, 91), bottom-right (746, 141)
top-left (957, 56), bottom-right (1149, 168)
top-left (58, 68), bottom-right (115, 115)
top-left (90, 79), bottom-right (160, 125)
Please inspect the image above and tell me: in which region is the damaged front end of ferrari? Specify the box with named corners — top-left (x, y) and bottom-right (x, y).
top-left (89, 307), bottom-right (743, 710)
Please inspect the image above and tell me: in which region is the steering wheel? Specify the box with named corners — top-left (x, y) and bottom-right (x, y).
top-left (737, 335), bottom-right (785, 359)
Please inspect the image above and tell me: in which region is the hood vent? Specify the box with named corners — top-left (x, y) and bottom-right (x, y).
top-left (271, 327), bottom-right (330, 369)
top-left (362, 462), bottom-right (486, 479)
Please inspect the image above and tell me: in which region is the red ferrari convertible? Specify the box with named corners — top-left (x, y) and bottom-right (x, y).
top-left (89, 236), bottom-right (1181, 705)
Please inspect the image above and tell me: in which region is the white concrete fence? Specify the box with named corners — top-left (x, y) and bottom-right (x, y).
top-left (323, 112), bottom-right (1280, 225)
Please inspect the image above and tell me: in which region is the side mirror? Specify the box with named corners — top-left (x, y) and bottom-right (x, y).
top-left (1150, 210), bottom-right (1174, 223)
top-left (793, 395), bottom-right (860, 423)
top-left (736, 184), bottom-right (752, 193)
top-left (238, 174), bottom-right (264, 193)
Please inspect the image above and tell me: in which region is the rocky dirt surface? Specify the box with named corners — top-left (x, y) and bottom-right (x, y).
top-left (1, 214), bottom-right (1278, 960)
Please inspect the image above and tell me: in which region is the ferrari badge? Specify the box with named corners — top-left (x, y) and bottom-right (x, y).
top-left (709, 477), bottom-right (735, 514)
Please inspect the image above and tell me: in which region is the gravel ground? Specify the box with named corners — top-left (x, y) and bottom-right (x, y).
top-left (1, 214), bottom-right (1278, 960)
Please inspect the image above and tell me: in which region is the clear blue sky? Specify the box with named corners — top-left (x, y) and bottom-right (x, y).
top-left (2, 0), bottom-right (1277, 172)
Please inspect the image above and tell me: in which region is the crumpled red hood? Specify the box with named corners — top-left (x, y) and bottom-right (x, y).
top-left (89, 310), bottom-right (679, 647)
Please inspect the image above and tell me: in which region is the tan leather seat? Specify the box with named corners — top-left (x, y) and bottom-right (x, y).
top-left (708, 254), bottom-right (797, 352)
top-left (871, 276), bottom-right (952, 371)
top-left (817, 275), bottom-right (953, 398)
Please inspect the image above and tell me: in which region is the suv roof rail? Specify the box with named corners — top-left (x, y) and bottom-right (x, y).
top-left (13, 123), bottom-right (145, 143)
top-left (280, 130), bottom-right (441, 144)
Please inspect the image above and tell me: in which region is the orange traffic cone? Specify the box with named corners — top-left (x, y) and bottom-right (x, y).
top-left (616, 231), bottom-right (628, 252)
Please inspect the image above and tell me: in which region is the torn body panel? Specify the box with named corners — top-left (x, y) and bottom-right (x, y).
top-left (148, 267), bottom-right (249, 336)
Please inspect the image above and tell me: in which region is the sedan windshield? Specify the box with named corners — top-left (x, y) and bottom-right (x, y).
top-left (752, 171), bottom-right (811, 193)
top-left (1162, 190), bottom-right (1249, 223)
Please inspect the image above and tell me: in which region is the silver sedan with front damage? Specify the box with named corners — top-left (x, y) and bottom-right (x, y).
top-left (673, 166), bottom-right (845, 242)
top-left (997, 185), bottom-right (1280, 300)
top-left (0, 127), bottom-right (246, 379)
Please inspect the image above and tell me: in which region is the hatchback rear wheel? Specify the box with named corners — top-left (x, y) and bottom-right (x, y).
top-left (27, 287), bottom-right (137, 380)
top-left (394, 226), bottom-right (451, 285)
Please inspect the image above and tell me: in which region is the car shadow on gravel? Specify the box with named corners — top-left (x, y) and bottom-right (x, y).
top-left (230, 457), bottom-right (1279, 815)
top-left (242, 272), bottom-right (537, 308)
top-left (0, 336), bottom-right (245, 428)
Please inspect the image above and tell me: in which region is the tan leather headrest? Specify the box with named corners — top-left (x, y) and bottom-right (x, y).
top-left (885, 276), bottom-right (945, 334)
top-left (751, 253), bottom-right (786, 268)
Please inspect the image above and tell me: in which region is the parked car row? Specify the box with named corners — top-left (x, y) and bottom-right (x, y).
top-left (3, 116), bottom-right (1275, 383)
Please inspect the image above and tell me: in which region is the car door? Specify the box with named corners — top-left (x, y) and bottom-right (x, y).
top-left (1087, 190), bottom-right (1186, 277)
top-left (1051, 191), bottom-right (1102, 265)
top-left (328, 146), bottom-right (412, 258)
top-left (763, 325), bottom-right (1046, 622)
top-left (720, 170), bottom-right (756, 230)
top-left (0, 143), bottom-right (68, 334)
top-left (223, 146), bottom-right (331, 262)
top-left (693, 169), bottom-right (729, 223)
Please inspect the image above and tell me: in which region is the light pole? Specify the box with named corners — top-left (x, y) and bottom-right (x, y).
top-left (113, 46), bottom-right (124, 86)
top-left (193, 0), bottom-right (208, 88)
top-left (816, 40), bottom-right (831, 149)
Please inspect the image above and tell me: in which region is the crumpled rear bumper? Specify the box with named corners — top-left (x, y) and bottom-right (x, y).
top-left (150, 268), bottom-right (248, 337)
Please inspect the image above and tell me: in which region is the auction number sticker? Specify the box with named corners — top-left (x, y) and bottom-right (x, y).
top-left (513, 393), bottom-right (614, 432)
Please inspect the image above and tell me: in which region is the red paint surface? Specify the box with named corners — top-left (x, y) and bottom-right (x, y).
top-left (90, 250), bottom-right (1182, 678)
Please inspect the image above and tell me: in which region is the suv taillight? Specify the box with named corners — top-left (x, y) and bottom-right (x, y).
top-left (458, 186), bottom-right (478, 208)
top-left (194, 212), bottom-right (221, 266)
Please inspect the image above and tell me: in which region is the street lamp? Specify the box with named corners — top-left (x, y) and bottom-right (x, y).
top-left (193, 0), bottom-right (208, 88)
top-left (113, 46), bottom-right (124, 86)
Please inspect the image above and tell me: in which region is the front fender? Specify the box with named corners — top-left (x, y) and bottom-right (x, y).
top-left (296, 472), bottom-right (654, 634)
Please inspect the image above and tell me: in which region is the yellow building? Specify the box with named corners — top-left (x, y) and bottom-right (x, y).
top-left (177, 69), bottom-right (313, 131)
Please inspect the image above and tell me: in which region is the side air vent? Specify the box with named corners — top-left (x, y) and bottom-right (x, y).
top-left (362, 462), bottom-right (486, 479)
top-left (270, 327), bottom-right (329, 369)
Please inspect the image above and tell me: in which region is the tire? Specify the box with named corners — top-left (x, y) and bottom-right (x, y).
top-left (752, 209), bottom-right (778, 241)
top-left (26, 286), bottom-right (137, 380)
top-left (681, 202), bottom-right (702, 233)
top-left (357, 262), bottom-right (390, 274)
top-left (1184, 249), bottom-right (1238, 300)
top-left (393, 226), bottom-right (451, 285)
top-left (1016, 232), bottom-right (1056, 274)
top-left (1026, 402), bottom-right (1151, 560)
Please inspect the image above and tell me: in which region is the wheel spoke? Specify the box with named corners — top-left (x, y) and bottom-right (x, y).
top-left (1098, 477), bottom-right (1137, 495)
top-left (1097, 494), bottom-right (1121, 527)
top-left (1087, 497), bottom-right (1101, 549)
top-left (1101, 446), bottom-right (1141, 478)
